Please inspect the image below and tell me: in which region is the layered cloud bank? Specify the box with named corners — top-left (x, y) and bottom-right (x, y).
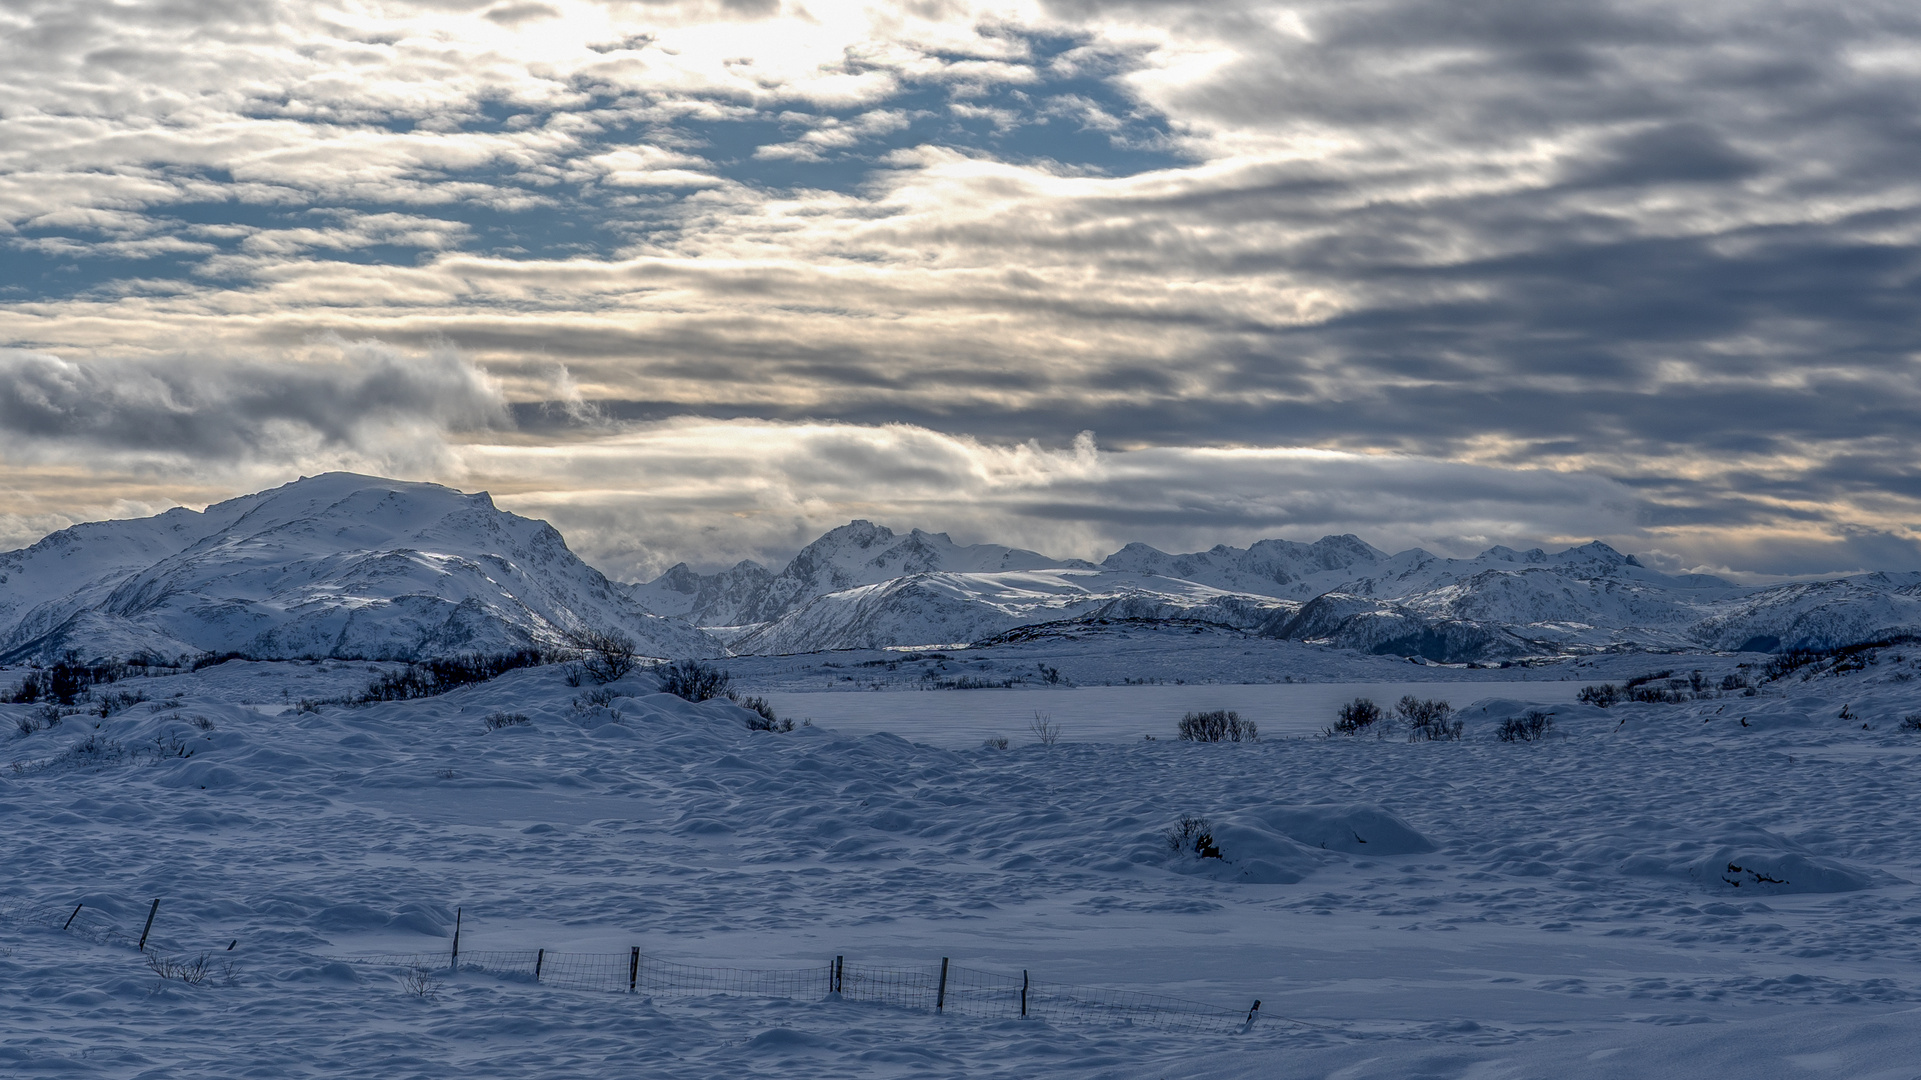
top-left (3, 2), bottom-right (1920, 577)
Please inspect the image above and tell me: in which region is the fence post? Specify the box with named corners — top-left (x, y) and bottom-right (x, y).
top-left (535, 948), bottom-right (544, 982)
top-left (1243, 999), bottom-right (1261, 1031)
top-left (138, 899), bottom-right (159, 951)
top-left (630, 947), bottom-right (640, 993)
top-left (1021, 970), bottom-right (1028, 1018)
top-left (833, 955), bottom-right (843, 995)
top-left (450, 907), bottom-right (461, 969)
top-left (63, 903), bottom-right (82, 931)
top-left (936, 957), bottom-right (949, 1013)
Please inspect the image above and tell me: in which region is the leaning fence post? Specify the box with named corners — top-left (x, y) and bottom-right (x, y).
top-left (535, 948), bottom-right (544, 982)
top-left (137, 899), bottom-right (159, 951)
top-left (936, 957), bottom-right (949, 1013)
top-left (833, 955), bottom-right (843, 995)
top-left (1021, 970), bottom-right (1028, 1018)
top-left (450, 907), bottom-right (461, 969)
top-left (63, 903), bottom-right (82, 931)
top-left (630, 947), bottom-right (640, 993)
top-left (1243, 999), bottom-right (1261, 1031)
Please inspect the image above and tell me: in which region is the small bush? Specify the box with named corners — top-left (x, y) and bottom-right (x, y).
top-left (1165, 815), bottom-right (1222, 860)
top-left (1177, 709), bottom-right (1257, 742)
top-left (736, 695), bottom-right (793, 732)
top-left (659, 659), bottom-right (731, 702)
top-left (6, 672), bottom-right (43, 704)
top-left (1397, 696), bottom-right (1462, 741)
top-left (147, 951), bottom-right (233, 986)
top-left (482, 711), bottom-right (530, 731)
top-left (401, 965), bottom-right (440, 1000)
top-left (1326, 697), bottom-right (1384, 737)
top-left (983, 736), bottom-right (1010, 750)
top-left (1029, 712), bottom-right (1061, 745)
top-left (571, 628), bottom-right (639, 684)
top-left (1498, 710), bottom-right (1554, 742)
top-left (1576, 683), bottom-right (1621, 708)
top-left (1899, 715), bottom-right (1921, 732)
top-left (358, 650), bottom-right (550, 703)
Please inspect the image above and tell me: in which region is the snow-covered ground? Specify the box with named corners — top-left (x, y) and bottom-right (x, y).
top-left (6, 650), bottom-right (1921, 1078)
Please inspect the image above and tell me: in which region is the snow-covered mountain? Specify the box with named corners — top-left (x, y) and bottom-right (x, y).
top-left (629, 520), bottom-right (1094, 628)
top-left (655, 524), bottom-right (1921, 660)
top-left (0, 473), bottom-right (718, 663)
top-left (725, 569), bottom-right (1295, 655)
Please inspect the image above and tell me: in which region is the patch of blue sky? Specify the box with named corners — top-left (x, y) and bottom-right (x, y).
top-left (1, 30), bottom-right (1185, 303)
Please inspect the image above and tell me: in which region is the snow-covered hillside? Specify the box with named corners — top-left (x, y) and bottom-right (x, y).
top-left (0, 474), bottom-right (717, 663)
top-left (6, 645), bottom-right (1921, 1077)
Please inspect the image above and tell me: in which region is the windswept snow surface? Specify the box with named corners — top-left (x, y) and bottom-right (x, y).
top-left (6, 653), bottom-right (1921, 1077)
top-left (0, 473), bottom-right (717, 664)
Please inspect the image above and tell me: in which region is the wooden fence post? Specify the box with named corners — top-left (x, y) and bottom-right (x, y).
top-left (629, 947), bottom-right (640, 992)
top-left (63, 903), bottom-right (82, 931)
top-left (936, 957), bottom-right (949, 1013)
top-left (833, 955), bottom-right (843, 995)
top-left (1244, 999), bottom-right (1261, 1030)
top-left (450, 907), bottom-right (461, 969)
top-left (1021, 970), bottom-right (1028, 1018)
top-left (137, 899), bottom-right (159, 951)
top-left (535, 948), bottom-right (544, 982)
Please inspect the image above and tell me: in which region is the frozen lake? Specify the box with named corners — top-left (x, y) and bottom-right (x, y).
top-left (760, 681), bottom-right (1587, 747)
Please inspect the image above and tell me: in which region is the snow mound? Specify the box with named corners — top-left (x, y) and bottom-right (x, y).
top-left (1620, 826), bottom-right (1880, 895)
top-left (1253, 803), bottom-right (1436, 855)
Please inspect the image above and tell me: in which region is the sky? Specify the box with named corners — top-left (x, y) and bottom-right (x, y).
top-left (2, 0), bottom-right (1919, 582)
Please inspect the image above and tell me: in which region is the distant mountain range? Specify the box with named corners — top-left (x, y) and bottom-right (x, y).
top-left (5, 474), bottom-right (1920, 664)
top-left (629, 519), bottom-right (1921, 661)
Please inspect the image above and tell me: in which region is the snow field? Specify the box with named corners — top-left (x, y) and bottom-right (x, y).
top-left (4, 657), bottom-right (1921, 1077)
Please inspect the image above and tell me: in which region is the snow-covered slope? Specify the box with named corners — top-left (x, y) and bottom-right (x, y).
top-left (727, 569), bottom-right (1296, 655)
top-left (0, 473), bottom-right (718, 663)
top-left (630, 520), bottom-right (1094, 627)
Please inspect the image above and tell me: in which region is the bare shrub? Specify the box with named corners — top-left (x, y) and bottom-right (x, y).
top-left (1397, 696), bottom-right (1462, 741)
top-left (571, 628), bottom-right (638, 683)
top-left (401, 965), bottom-right (440, 1000)
top-left (983, 736), bottom-right (1010, 750)
top-left (1576, 683), bottom-right (1621, 708)
top-left (1029, 712), bottom-right (1062, 745)
top-left (1899, 715), bottom-right (1921, 732)
top-left (1177, 710), bottom-right (1257, 742)
top-left (659, 659), bottom-right (731, 701)
top-left (1165, 815), bottom-right (1222, 859)
top-left (1326, 698), bottom-right (1384, 737)
top-left (1498, 710), bottom-right (1555, 742)
top-left (482, 711), bottom-right (529, 731)
top-left (359, 650), bottom-right (549, 703)
top-left (737, 695), bottom-right (793, 732)
top-left (146, 952), bottom-right (233, 986)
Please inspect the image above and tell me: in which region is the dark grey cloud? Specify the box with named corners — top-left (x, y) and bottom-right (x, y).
top-left (0, 338), bottom-right (505, 464)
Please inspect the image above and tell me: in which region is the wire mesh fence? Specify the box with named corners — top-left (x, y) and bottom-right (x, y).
top-left (344, 947), bottom-right (1264, 1035)
top-left (0, 895), bottom-right (156, 952)
top-left (2, 895), bottom-right (1273, 1036)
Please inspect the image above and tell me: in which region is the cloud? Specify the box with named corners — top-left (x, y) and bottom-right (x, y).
top-left (452, 419), bottom-right (1651, 580)
top-left (0, 337), bottom-right (508, 473)
top-left (1, 1), bottom-right (1920, 581)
